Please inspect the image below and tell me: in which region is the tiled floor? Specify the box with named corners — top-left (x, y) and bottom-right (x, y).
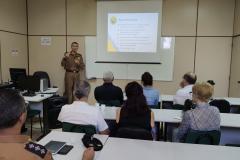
top-left (23, 119), bottom-right (43, 141)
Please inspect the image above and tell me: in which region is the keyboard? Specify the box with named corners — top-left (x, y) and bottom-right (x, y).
top-left (22, 92), bottom-right (36, 97)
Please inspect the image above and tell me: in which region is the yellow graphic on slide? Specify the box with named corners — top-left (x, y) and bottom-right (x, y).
top-left (107, 39), bottom-right (117, 52)
top-left (110, 16), bottom-right (117, 25)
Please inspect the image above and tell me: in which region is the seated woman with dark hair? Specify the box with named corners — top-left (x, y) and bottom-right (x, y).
top-left (116, 81), bottom-right (155, 138)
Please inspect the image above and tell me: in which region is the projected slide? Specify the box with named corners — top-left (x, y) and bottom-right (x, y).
top-left (107, 13), bottom-right (159, 53)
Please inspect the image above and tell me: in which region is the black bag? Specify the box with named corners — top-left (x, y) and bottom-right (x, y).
top-left (82, 134), bottom-right (103, 151)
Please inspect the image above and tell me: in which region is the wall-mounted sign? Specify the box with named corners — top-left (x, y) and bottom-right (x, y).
top-left (41, 37), bottom-right (52, 46)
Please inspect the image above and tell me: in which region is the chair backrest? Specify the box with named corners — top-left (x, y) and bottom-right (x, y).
top-left (209, 99), bottom-right (231, 113)
top-left (172, 104), bottom-right (185, 110)
top-left (185, 130), bottom-right (221, 145)
top-left (172, 99), bottom-right (194, 111)
top-left (33, 71), bottom-right (51, 87)
top-left (225, 144), bottom-right (240, 147)
top-left (62, 122), bottom-right (96, 135)
top-left (116, 127), bottom-right (153, 140)
top-left (45, 96), bottom-right (68, 130)
top-left (98, 100), bottom-right (121, 107)
top-left (162, 101), bottom-right (174, 109)
top-left (48, 96), bottom-right (68, 108)
top-left (237, 108), bottom-right (240, 114)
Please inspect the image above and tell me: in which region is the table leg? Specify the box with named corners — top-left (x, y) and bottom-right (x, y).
top-left (43, 99), bottom-right (50, 135)
top-left (164, 123), bottom-right (168, 141)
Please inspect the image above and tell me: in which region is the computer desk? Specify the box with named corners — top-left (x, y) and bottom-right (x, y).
top-left (24, 93), bottom-right (54, 103)
top-left (23, 88), bottom-right (59, 134)
top-left (40, 87), bottom-right (59, 94)
top-left (0, 82), bottom-right (14, 89)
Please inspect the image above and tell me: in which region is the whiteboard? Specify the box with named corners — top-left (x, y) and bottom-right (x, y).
top-left (85, 36), bottom-right (175, 81)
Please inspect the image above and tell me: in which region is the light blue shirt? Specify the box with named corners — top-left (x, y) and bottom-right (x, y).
top-left (143, 86), bottom-right (160, 107)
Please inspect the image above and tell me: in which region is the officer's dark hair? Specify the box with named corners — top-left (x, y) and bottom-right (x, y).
top-left (71, 42), bottom-right (79, 46)
top-left (183, 72), bottom-right (197, 85)
top-left (74, 81), bottom-right (91, 99)
top-left (0, 89), bottom-right (26, 129)
top-left (141, 72), bottom-right (153, 86)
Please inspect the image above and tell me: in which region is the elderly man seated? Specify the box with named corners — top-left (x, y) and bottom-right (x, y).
top-left (58, 81), bottom-right (110, 135)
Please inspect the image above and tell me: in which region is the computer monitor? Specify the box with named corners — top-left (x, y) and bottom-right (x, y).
top-left (9, 68), bottom-right (27, 82)
top-left (18, 76), bottom-right (40, 92)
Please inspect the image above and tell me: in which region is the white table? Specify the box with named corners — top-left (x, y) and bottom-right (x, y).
top-left (215, 97), bottom-right (240, 106)
top-left (23, 88), bottom-right (59, 133)
top-left (100, 107), bottom-right (182, 123)
top-left (101, 107), bottom-right (240, 128)
top-left (40, 87), bottom-right (59, 94)
top-left (152, 109), bottom-right (240, 144)
top-left (24, 94), bottom-right (53, 103)
top-left (101, 107), bottom-right (240, 144)
top-left (152, 108), bottom-right (240, 143)
top-left (38, 131), bottom-right (109, 160)
top-left (98, 137), bottom-right (240, 160)
top-left (24, 88), bottom-right (59, 103)
top-left (161, 94), bottom-right (240, 106)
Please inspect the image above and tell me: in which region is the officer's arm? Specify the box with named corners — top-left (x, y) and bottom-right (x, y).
top-left (25, 142), bottom-right (53, 160)
top-left (75, 55), bottom-right (85, 70)
top-left (79, 55), bottom-right (85, 70)
top-left (82, 148), bottom-right (95, 160)
top-left (43, 151), bottom-right (53, 160)
top-left (61, 52), bottom-right (69, 67)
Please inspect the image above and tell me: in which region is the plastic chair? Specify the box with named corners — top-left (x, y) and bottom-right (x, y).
top-left (225, 144), bottom-right (240, 147)
top-left (172, 99), bottom-right (194, 111)
top-left (62, 122), bottom-right (96, 135)
top-left (33, 71), bottom-right (51, 87)
top-left (27, 108), bottom-right (43, 138)
top-left (45, 96), bottom-right (68, 130)
top-left (172, 104), bottom-right (185, 110)
top-left (184, 130), bottom-right (221, 145)
top-left (116, 127), bottom-right (153, 140)
top-left (148, 105), bottom-right (160, 109)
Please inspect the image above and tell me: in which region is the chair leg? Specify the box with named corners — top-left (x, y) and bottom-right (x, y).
top-left (30, 118), bottom-right (33, 138)
top-left (39, 114), bottom-right (43, 132)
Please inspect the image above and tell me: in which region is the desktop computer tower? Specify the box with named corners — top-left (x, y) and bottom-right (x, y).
top-left (40, 78), bottom-right (48, 92)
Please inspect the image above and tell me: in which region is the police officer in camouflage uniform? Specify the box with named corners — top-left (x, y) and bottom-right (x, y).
top-left (0, 89), bottom-right (52, 160)
top-left (0, 89), bottom-right (95, 160)
top-left (61, 42), bottom-right (85, 104)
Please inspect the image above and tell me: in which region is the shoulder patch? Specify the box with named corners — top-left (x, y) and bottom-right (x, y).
top-left (25, 142), bottom-right (48, 159)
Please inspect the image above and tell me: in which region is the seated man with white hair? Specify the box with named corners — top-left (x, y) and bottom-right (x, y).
top-left (58, 81), bottom-right (109, 134)
top-left (94, 71), bottom-right (124, 106)
top-left (173, 72), bottom-right (197, 105)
